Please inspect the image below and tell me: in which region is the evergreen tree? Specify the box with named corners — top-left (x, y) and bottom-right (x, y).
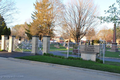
top-left (25, 24), bottom-right (32, 40)
top-left (30, 0), bottom-right (54, 37)
top-left (0, 14), bottom-right (11, 39)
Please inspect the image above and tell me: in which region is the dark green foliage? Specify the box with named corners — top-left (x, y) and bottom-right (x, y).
top-left (96, 58), bottom-right (103, 63)
top-left (94, 40), bottom-right (100, 43)
top-left (1, 27), bottom-right (10, 35)
top-left (0, 14), bottom-right (11, 39)
top-left (68, 56), bottom-right (76, 60)
top-left (25, 24), bottom-right (32, 40)
top-left (44, 53), bottom-right (88, 61)
top-left (68, 57), bottom-right (83, 60)
top-left (92, 40), bottom-right (94, 45)
top-left (44, 53), bottom-right (54, 57)
top-left (44, 53), bottom-right (65, 59)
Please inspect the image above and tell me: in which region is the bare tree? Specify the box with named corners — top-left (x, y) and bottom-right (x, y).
top-left (61, 0), bottom-right (98, 44)
top-left (97, 28), bottom-right (113, 43)
top-left (85, 27), bottom-right (96, 40)
top-left (0, 0), bottom-right (17, 24)
top-left (11, 23), bottom-right (28, 39)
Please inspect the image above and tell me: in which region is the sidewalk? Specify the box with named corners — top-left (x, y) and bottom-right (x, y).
top-left (0, 57), bottom-right (120, 80)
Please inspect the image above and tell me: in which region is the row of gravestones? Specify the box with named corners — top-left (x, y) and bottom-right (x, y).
top-left (1, 35), bottom-right (50, 55)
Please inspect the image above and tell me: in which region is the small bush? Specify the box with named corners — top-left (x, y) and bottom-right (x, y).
top-left (94, 40), bottom-right (100, 43)
top-left (44, 53), bottom-right (65, 59)
top-left (44, 53), bottom-right (54, 57)
top-left (76, 58), bottom-right (83, 60)
top-left (57, 56), bottom-right (65, 59)
top-left (68, 56), bottom-right (83, 60)
top-left (96, 58), bottom-right (103, 63)
top-left (68, 57), bottom-right (75, 60)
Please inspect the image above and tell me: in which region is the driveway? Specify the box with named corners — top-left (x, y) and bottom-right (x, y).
top-left (0, 57), bottom-right (120, 80)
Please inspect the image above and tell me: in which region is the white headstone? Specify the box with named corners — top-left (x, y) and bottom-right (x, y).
top-left (80, 45), bottom-right (100, 61)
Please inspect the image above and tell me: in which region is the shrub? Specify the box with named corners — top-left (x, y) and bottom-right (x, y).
top-left (68, 57), bottom-right (75, 60)
top-left (68, 56), bottom-right (83, 60)
top-left (96, 58), bottom-right (103, 63)
top-left (94, 40), bottom-right (100, 43)
top-left (44, 53), bottom-right (54, 57)
top-left (44, 53), bottom-right (65, 59)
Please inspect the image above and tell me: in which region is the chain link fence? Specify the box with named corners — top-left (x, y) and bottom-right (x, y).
top-left (49, 41), bottom-right (80, 58)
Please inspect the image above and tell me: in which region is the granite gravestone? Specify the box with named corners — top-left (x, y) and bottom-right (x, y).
top-left (80, 45), bottom-right (99, 61)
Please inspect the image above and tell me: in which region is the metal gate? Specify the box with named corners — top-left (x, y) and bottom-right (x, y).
top-left (14, 39), bottom-right (43, 54)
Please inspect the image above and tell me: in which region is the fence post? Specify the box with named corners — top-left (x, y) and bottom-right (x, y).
top-left (99, 43), bottom-right (102, 60)
top-left (103, 43), bottom-right (105, 64)
top-left (8, 36), bottom-right (15, 52)
top-left (43, 36), bottom-right (50, 55)
top-left (32, 36), bottom-right (39, 55)
top-left (1, 35), bottom-right (8, 51)
top-left (67, 39), bottom-right (69, 58)
top-left (78, 41), bottom-right (81, 57)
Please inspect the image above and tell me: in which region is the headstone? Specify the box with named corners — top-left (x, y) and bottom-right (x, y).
top-left (31, 36), bottom-right (39, 55)
top-left (80, 45), bottom-right (99, 61)
top-left (1, 35), bottom-right (8, 50)
top-left (43, 36), bottom-right (50, 54)
top-left (8, 36), bottom-right (15, 52)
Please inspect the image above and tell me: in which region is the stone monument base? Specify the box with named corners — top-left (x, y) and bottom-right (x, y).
top-left (81, 53), bottom-right (97, 61)
top-left (111, 43), bottom-right (118, 52)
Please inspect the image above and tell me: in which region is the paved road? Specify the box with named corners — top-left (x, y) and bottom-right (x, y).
top-left (0, 57), bottom-right (120, 80)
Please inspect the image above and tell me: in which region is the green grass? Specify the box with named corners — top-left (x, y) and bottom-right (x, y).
top-left (15, 48), bottom-right (32, 52)
top-left (105, 51), bottom-right (120, 58)
top-left (17, 55), bottom-right (120, 73)
top-left (105, 61), bottom-right (120, 66)
top-left (50, 44), bottom-right (73, 51)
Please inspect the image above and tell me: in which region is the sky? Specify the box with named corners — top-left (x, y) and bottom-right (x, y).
top-left (8, 0), bottom-right (117, 31)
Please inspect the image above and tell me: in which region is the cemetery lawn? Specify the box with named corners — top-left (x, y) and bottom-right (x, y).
top-left (17, 55), bottom-right (120, 74)
top-left (105, 51), bottom-right (120, 58)
top-left (50, 44), bottom-right (73, 51)
top-left (15, 48), bottom-right (31, 52)
top-left (105, 61), bottom-right (120, 66)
